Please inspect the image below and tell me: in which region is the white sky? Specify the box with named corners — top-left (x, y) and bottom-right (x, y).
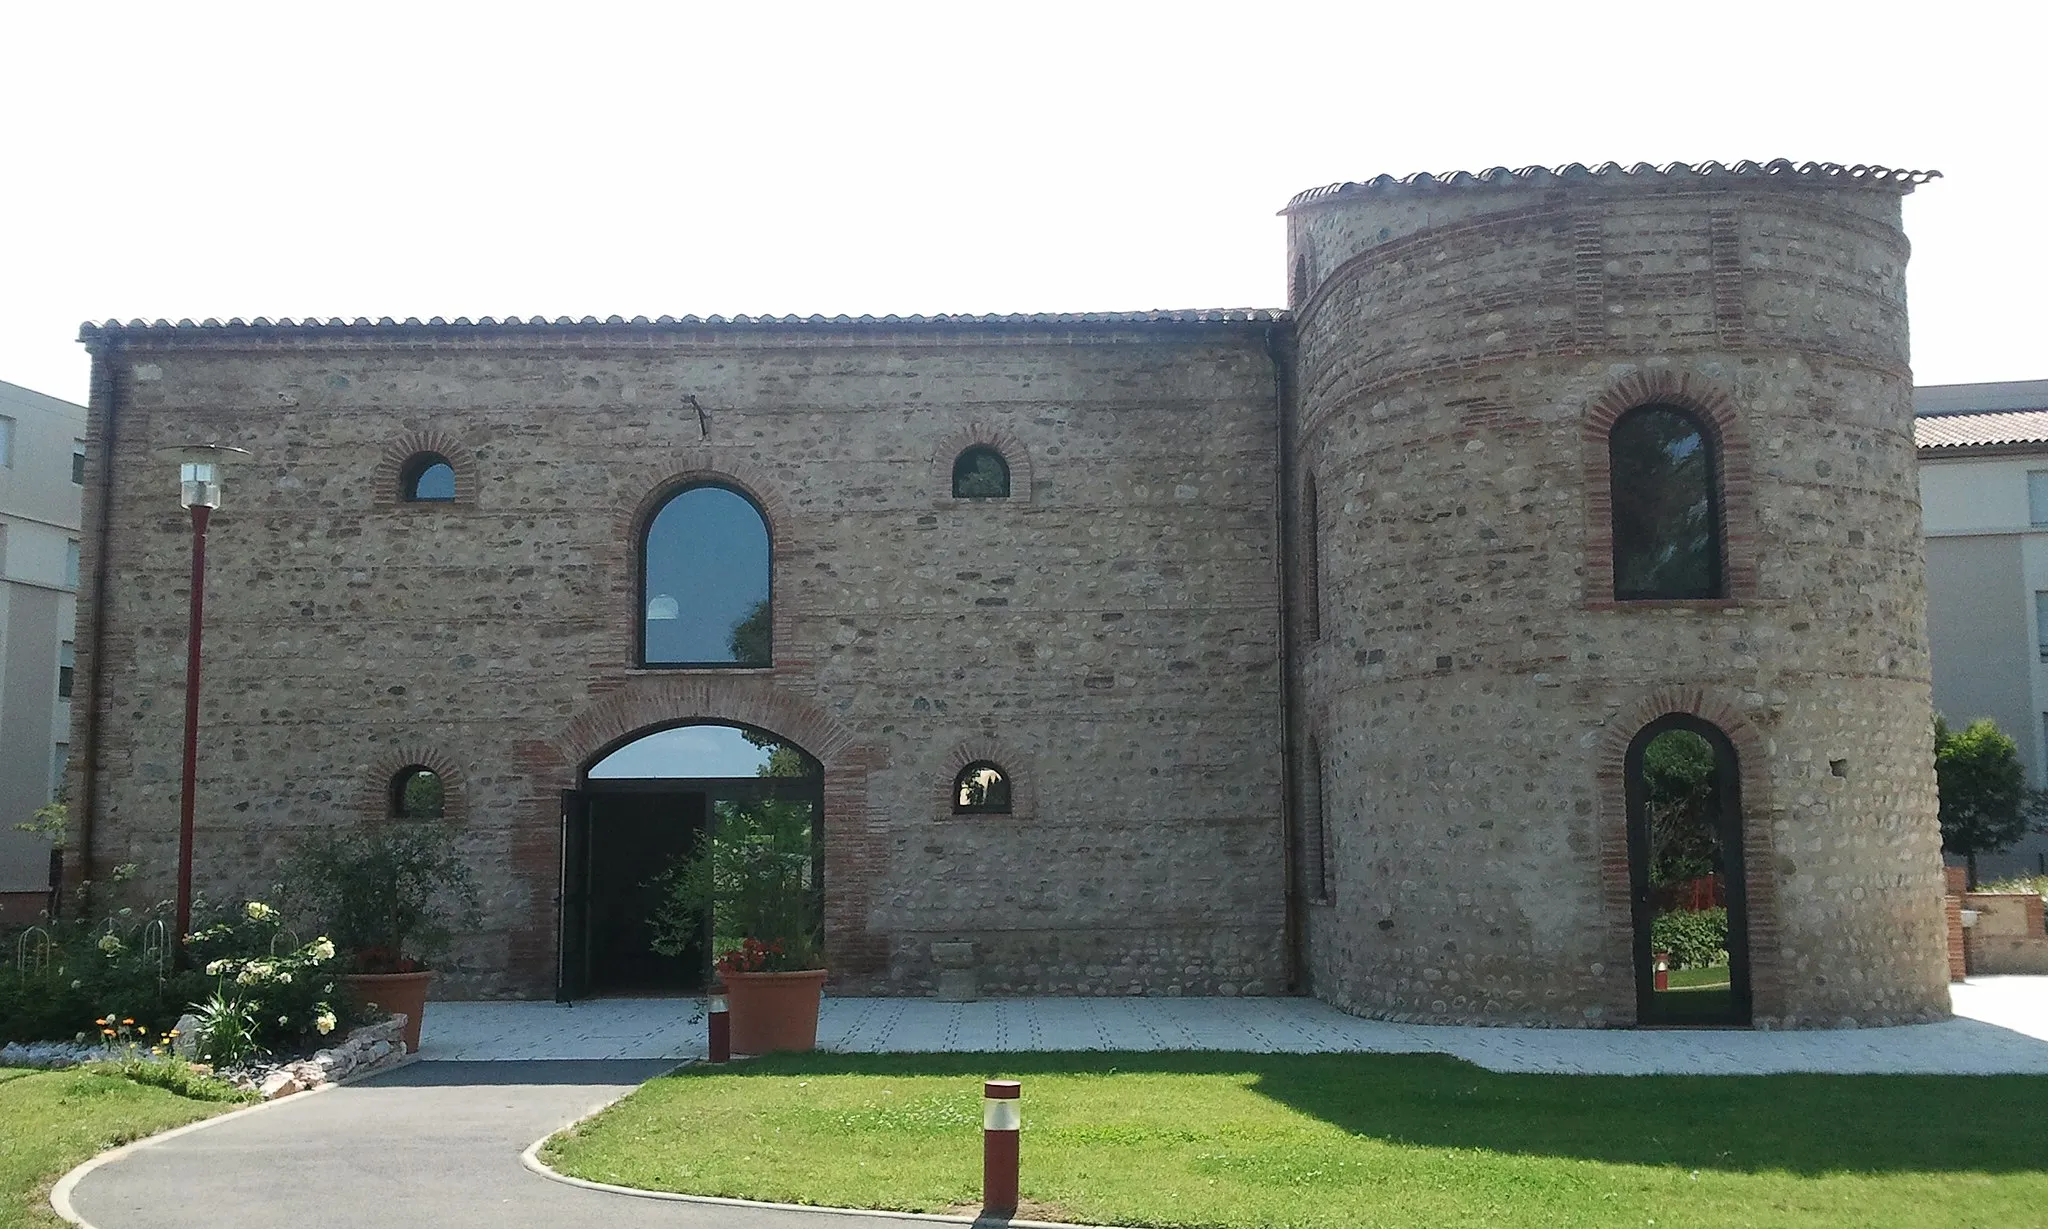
top-left (4, 0), bottom-right (2039, 405)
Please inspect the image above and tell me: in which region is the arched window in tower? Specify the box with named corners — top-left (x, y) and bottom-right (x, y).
top-left (1303, 471), bottom-right (1322, 641)
top-left (1291, 254), bottom-right (1310, 308)
top-left (640, 483), bottom-right (772, 667)
top-left (953, 761), bottom-right (1012, 814)
top-left (1609, 405), bottom-right (1723, 601)
top-left (389, 766), bottom-right (445, 819)
top-left (952, 446), bottom-right (1011, 499)
top-left (400, 452), bottom-right (457, 502)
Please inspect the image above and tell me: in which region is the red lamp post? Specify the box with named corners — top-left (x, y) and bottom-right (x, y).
top-left (157, 444), bottom-right (251, 958)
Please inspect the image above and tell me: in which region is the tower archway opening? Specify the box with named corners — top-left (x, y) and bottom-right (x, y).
top-left (1624, 716), bottom-right (1752, 1026)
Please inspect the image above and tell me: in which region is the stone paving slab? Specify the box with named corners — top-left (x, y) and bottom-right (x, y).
top-left (420, 976), bottom-right (2048, 1075)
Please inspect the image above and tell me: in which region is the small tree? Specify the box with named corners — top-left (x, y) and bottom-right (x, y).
top-left (1933, 716), bottom-right (2046, 887)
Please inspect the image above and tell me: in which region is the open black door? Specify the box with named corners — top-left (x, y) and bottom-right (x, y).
top-left (556, 789), bottom-right (591, 1003)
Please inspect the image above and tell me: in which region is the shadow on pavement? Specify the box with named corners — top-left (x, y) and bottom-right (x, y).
top-left (365, 1059), bottom-right (681, 1087)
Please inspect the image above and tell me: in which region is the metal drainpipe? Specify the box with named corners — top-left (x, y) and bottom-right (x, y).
top-left (1265, 322), bottom-right (1303, 995)
top-left (75, 335), bottom-right (122, 888)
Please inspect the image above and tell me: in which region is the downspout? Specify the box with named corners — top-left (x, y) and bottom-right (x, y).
top-left (75, 333), bottom-right (122, 888)
top-left (1265, 322), bottom-right (1303, 994)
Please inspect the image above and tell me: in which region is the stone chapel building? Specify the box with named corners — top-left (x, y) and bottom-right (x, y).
top-left (68, 160), bottom-right (1952, 1028)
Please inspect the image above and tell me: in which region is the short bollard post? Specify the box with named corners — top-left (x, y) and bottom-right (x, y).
top-left (982, 1079), bottom-right (1021, 1215)
top-left (707, 986), bottom-right (730, 1064)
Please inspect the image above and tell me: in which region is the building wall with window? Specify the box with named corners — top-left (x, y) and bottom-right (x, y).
top-left (0, 379), bottom-right (87, 922)
top-left (65, 161), bottom-right (1954, 1026)
top-left (1917, 379), bottom-right (2048, 879)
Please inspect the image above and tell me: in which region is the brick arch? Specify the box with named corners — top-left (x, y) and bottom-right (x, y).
top-left (1581, 366), bottom-right (1758, 605)
top-left (935, 735), bottom-right (1036, 821)
top-left (605, 455), bottom-right (798, 673)
top-left (1592, 686), bottom-right (1782, 1025)
top-left (373, 430), bottom-right (479, 508)
top-left (933, 425), bottom-right (1035, 505)
top-left (358, 745), bottom-right (469, 823)
top-left (498, 676), bottom-right (891, 989)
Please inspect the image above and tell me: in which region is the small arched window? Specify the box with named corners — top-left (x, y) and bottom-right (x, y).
top-left (952, 446), bottom-right (1011, 499)
top-left (1609, 404), bottom-right (1722, 601)
top-left (1291, 254), bottom-right (1311, 308)
top-left (953, 761), bottom-right (1012, 814)
top-left (400, 452), bottom-right (457, 502)
top-left (641, 482), bottom-right (772, 667)
top-left (390, 766), bottom-right (445, 819)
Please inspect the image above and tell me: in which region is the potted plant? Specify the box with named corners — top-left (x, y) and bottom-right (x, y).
top-left (283, 822), bottom-right (480, 1054)
top-left (650, 798), bottom-right (825, 1053)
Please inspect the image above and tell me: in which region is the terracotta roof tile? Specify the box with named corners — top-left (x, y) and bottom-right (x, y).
top-left (78, 309), bottom-right (1287, 343)
top-left (1282, 160), bottom-right (1938, 213)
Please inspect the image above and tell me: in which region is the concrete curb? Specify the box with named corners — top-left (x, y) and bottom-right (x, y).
top-left (47, 1053), bottom-right (422, 1229)
top-left (517, 1074), bottom-right (1106, 1229)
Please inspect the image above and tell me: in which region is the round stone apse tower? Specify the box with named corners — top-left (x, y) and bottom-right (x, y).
top-left (1282, 161), bottom-right (1950, 1028)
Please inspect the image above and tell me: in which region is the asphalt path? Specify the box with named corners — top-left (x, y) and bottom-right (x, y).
top-left (64, 1060), bottom-right (1017, 1229)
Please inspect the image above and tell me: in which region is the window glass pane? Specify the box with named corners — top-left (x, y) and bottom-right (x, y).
top-left (589, 723), bottom-right (816, 779)
top-left (393, 768), bottom-right (444, 818)
top-left (2038, 592), bottom-right (2048, 661)
top-left (952, 448), bottom-right (1010, 498)
top-left (954, 763), bottom-right (1011, 811)
top-left (1610, 406), bottom-right (1720, 600)
top-left (65, 541), bottom-right (80, 588)
top-left (0, 417), bottom-right (14, 467)
top-left (2031, 472), bottom-right (2048, 527)
top-left (642, 485), bottom-right (771, 666)
top-left (58, 641), bottom-right (74, 699)
top-left (411, 462), bottom-right (456, 501)
top-left (52, 744), bottom-right (68, 799)
top-left (72, 442), bottom-right (86, 485)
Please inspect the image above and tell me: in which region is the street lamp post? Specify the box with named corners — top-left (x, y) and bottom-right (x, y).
top-left (156, 444), bottom-right (252, 956)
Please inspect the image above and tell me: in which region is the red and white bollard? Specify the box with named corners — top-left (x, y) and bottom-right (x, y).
top-left (707, 987), bottom-right (730, 1064)
top-left (982, 1080), bottom-right (1021, 1215)
top-left (1653, 951), bottom-right (1671, 992)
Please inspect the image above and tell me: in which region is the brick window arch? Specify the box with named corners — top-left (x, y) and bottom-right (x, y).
top-left (361, 747), bottom-right (468, 823)
top-left (373, 431), bottom-right (478, 509)
top-left (933, 427), bottom-right (1034, 506)
top-left (1582, 369), bottom-right (1757, 606)
top-left (937, 737), bottom-right (1035, 821)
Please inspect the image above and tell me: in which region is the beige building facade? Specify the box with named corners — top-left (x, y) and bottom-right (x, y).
top-left (67, 160), bottom-right (1953, 1027)
top-left (0, 380), bottom-right (87, 922)
top-left (1917, 378), bottom-right (2048, 879)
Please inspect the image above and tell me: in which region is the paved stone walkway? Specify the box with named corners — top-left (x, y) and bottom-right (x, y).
top-left (423, 977), bottom-right (2048, 1075)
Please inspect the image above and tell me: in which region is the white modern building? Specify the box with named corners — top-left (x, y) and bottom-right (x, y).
top-left (1917, 378), bottom-right (2048, 879)
top-left (0, 380), bottom-right (86, 922)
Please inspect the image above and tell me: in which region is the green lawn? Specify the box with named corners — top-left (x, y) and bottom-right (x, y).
top-left (0, 1067), bottom-right (236, 1229)
top-left (544, 1052), bottom-right (2048, 1229)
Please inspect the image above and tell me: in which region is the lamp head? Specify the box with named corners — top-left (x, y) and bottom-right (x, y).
top-left (153, 444), bottom-right (253, 509)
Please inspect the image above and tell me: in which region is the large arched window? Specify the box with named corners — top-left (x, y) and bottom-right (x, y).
top-left (952, 446), bottom-right (1011, 499)
top-left (1609, 405), bottom-right (1722, 601)
top-left (400, 452), bottom-right (457, 502)
top-left (640, 483), bottom-right (772, 667)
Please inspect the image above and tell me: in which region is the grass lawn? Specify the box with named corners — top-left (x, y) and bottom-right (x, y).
top-left (0, 1067), bottom-right (237, 1229)
top-left (1665, 967), bottom-right (1730, 990)
top-left (544, 1051), bottom-right (2048, 1229)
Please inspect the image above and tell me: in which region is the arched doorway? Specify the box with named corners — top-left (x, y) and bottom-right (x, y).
top-left (1624, 715), bottom-right (1752, 1026)
top-left (557, 722), bottom-right (822, 1001)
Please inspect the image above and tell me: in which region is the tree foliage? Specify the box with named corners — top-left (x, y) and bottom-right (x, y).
top-left (1932, 716), bottom-right (2045, 884)
top-left (1642, 729), bottom-right (1720, 887)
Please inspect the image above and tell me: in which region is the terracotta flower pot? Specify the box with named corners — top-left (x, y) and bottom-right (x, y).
top-left (344, 970), bottom-right (434, 1054)
top-left (722, 968), bottom-right (827, 1054)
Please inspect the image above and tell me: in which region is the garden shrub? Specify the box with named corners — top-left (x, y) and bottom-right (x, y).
top-left (1651, 907), bottom-right (1728, 971)
top-left (0, 905), bottom-right (208, 1043)
top-left (183, 900), bottom-right (349, 1053)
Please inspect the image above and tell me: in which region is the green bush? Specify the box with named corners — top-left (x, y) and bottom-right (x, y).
top-left (1651, 907), bottom-right (1728, 971)
top-left (0, 902), bottom-right (208, 1043)
top-left (183, 900), bottom-right (348, 1053)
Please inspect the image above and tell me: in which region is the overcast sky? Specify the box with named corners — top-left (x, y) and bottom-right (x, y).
top-left (4, 1), bottom-right (2038, 404)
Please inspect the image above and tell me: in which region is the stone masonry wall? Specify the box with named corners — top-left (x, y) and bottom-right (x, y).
top-left (1286, 178), bottom-right (1951, 1027)
top-left (70, 320), bottom-right (1287, 998)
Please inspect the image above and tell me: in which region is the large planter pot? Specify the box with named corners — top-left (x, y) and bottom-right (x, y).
top-left (723, 969), bottom-right (827, 1054)
top-left (344, 970), bottom-right (434, 1054)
